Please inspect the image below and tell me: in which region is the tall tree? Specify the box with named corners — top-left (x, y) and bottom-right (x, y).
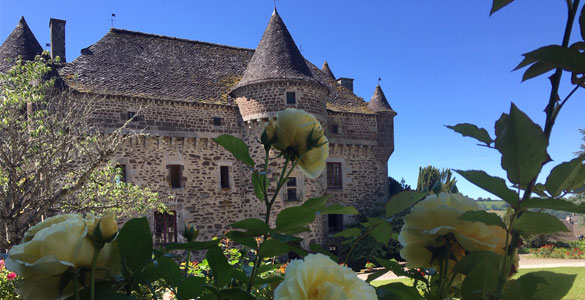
top-left (388, 176), bottom-right (411, 197)
top-left (576, 128), bottom-right (585, 156)
top-left (0, 56), bottom-right (161, 252)
top-left (416, 165), bottom-right (458, 193)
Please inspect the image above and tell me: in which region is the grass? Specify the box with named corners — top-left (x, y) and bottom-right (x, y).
top-left (371, 267), bottom-right (585, 299)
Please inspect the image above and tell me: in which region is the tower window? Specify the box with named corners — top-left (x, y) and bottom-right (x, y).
top-left (127, 111), bottom-right (144, 122)
top-left (332, 124), bottom-right (339, 134)
top-left (220, 166), bottom-right (230, 188)
top-left (168, 164), bottom-right (183, 188)
top-left (286, 91), bottom-right (296, 104)
top-left (154, 211), bottom-right (177, 244)
top-left (328, 214), bottom-right (343, 233)
top-left (286, 176), bottom-right (298, 201)
top-left (213, 117), bottom-right (222, 126)
top-left (327, 162), bottom-right (343, 190)
top-left (115, 164), bottom-right (127, 183)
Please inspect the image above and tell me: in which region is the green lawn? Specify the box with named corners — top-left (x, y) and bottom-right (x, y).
top-left (371, 267), bottom-right (585, 299)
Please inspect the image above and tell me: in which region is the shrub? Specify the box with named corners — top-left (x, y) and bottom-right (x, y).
top-left (0, 259), bottom-right (20, 300)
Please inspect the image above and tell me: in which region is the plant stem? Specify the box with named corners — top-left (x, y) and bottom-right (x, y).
top-left (73, 274), bottom-right (81, 300)
top-left (184, 250), bottom-right (191, 278)
top-left (90, 247), bottom-right (101, 300)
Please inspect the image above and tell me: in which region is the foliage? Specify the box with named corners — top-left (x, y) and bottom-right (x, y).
top-left (0, 56), bottom-right (162, 251)
top-left (577, 128), bottom-right (585, 156)
top-left (0, 259), bottom-right (20, 299)
top-left (416, 165), bottom-right (458, 193)
top-left (388, 176), bottom-right (411, 197)
top-left (530, 244), bottom-right (585, 259)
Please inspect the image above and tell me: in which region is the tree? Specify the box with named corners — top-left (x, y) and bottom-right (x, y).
top-left (388, 176), bottom-right (411, 197)
top-left (416, 165), bottom-right (458, 193)
top-left (0, 56), bottom-right (162, 252)
top-left (576, 128), bottom-right (585, 156)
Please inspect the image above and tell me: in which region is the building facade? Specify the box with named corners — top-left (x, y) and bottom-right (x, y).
top-left (0, 11), bottom-right (396, 249)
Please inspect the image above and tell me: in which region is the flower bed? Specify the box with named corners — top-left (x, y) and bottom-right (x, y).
top-left (530, 244), bottom-right (585, 259)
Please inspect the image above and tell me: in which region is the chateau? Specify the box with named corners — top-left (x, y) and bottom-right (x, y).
top-left (0, 10), bottom-right (396, 251)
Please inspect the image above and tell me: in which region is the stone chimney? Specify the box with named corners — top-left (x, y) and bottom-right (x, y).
top-left (337, 77), bottom-right (354, 92)
top-left (49, 18), bottom-right (66, 62)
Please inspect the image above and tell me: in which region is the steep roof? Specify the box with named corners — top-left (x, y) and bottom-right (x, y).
top-left (232, 9), bottom-right (319, 90)
top-left (0, 17), bottom-right (43, 72)
top-left (58, 28), bottom-right (373, 113)
top-left (368, 85), bottom-right (394, 112)
top-left (321, 61), bottom-right (335, 80)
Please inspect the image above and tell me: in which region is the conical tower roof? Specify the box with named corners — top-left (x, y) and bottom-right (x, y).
top-left (0, 17), bottom-right (43, 72)
top-left (368, 85), bottom-right (394, 112)
top-left (321, 60), bottom-right (335, 80)
top-left (233, 9), bottom-right (318, 90)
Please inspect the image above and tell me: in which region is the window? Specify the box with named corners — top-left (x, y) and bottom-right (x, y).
top-left (213, 117), bottom-right (222, 126)
top-left (115, 164), bottom-right (127, 183)
top-left (286, 91), bottom-right (296, 104)
top-left (331, 124), bottom-right (339, 134)
top-left (168, 164), bottom-right (183, 188)
top-left (328, 214), bottom-right (343, 233)
top-left (327, 162), bottom-right (343, 190)
top-left (154, 211), bottom-right (177, 244)
top-left (286, 177), bottom-right (298, 201)
top-left (127, 111), bottom-right (144, 122)
top-left (220, 166), bottom-right (230, 188)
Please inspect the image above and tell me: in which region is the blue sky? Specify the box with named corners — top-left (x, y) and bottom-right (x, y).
top-left (1, 1), bottom-right (584, 199)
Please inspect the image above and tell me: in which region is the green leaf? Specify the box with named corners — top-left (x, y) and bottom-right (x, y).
top-left (219, 288), bottom-right (255, 300)
top-left (385, 190), bottom-right (426, 217)
top-left (521, 61), bottom-right (556, 81)
top-left (545, 156), bottom-right (585, 197)
top-left (521, 197), bottom-right (585, 213)
top-left (494, 104), bottom-right (549, 186)
top-left (460, 260), bottom-right (499, 300)
top-left (521, 45), bottom-right (585, 74)
top-left (367, 217), bottom-right (392, 245)
top-left (512, 211), bottom-right (569, 238)
top-left (230, 218), bottom-right (270, 234)
top-left (252, 171), bottom-right (266, 202)
top-left (515, 271), bottom-right (576, 300)
top-left (155, 256), bottom-right (182, 287)
top-left (257, 263), bottom-right (283, 274)
top-left (458, 210), bottom-right (506, 228)
top-left (533, 183), bottom-right (549, 198)
top-left (117, 217), bottom-right (153, 276)
top-left (567, 164), bottom-right (585, 191)
top-left (309, 243), bottom-right (339, 262)
top-left (490, 0), bottom-right (514, 15)
top-left (376, 282), bottom-right (424, 300)
top-left (213, 134), bottom-right (255, 168)
top-left (165, 240), bottom-right (218, 251)
top-left (258, 238), bottom-right (290, 257)
top-left (321, 204), bottom-right (358, 215)
top-left (300, 196), bottom-right (329, 211)
top-left (177, 276), bottom-right (205, 300)
top-left (332, 227), bottom-right (361, 238)
top-left (455, 170), bottom-right (519, 206)
top-left (453, 250), bottom-right (502, 274)
top-left (446, 123), bottom-right (493, 145)
top-left (580, 3), bottom-right (585, 41)
top-left (275, 206), bottom-right (316, 234)
top-left (225, 231), bottom-right (258, 248)
top-left (206, 246), bottom-right (233, 288)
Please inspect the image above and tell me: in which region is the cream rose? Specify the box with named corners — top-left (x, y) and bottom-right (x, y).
top-left (274, 253), bottom-right (378, 300)
top-left (6, 214), bottom-right (120, 300)
top-left (398, 193), bottom-right (507, 269)
top-left (262, 108), bottom-right (329, 178)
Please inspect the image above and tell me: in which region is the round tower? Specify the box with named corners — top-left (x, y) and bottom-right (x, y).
top-left (0, 17), bottom-right (44, 72)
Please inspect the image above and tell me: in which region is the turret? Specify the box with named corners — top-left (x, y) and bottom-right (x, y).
top-left (0, 17), bottom-right (43, 72)
top-left (230, 9), bottom-right (328, 122)
top-left (368, 84), bottom-right (396, 156)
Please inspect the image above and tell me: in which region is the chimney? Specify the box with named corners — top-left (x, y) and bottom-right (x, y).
top-left (49, 18), bottom-right (66, 62)
top-left (337, 77), bottom-right (354, 92)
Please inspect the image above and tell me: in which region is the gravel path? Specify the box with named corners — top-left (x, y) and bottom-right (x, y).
top-left (358, 254), bottom-right (585, 282)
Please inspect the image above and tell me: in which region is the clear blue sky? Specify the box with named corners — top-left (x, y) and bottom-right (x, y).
top-left (1, 1), bottom-right (584, 199)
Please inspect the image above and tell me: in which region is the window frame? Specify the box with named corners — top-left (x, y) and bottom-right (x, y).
top-left (286, 91), bottom-right (296, 105)
top-left (115, 164), bottom-right (127, 183)
top-left (328, 214), bottom-right (344, 234)
top-left (286, 176), bottom-right (298, 201)
top-left (220, 165), bottom-right (230, 189)
top-left (168, 164), bottom-right (183, 189)
top-left (154, 211), bottom-right (177, 245)
top-left (213, 117), bottom-right (222, 126)
top-left (327, 162), bottom-right (343, 190)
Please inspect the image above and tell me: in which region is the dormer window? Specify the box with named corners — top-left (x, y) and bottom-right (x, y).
top-left (286, 91), bottom-right (296, 105)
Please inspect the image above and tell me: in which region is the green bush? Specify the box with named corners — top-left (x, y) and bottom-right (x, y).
top-left (0, 259), bottom-right (20, 300)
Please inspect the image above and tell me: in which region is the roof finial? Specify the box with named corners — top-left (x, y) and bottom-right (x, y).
top-left (109, 13), bottom-right (116, 28)
top-left (378, 77), bottom-right (382, 86)
top-left (273, 0), bottom-right (278, 14)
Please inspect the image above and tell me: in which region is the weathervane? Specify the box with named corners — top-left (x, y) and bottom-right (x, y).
top-left (109, 13), bottom-right (116, 28)
top-left (378, 77), bottom-right (382, 85)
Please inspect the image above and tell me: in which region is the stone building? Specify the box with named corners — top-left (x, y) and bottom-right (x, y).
top-left (0, 11), bottom-right (396, 250)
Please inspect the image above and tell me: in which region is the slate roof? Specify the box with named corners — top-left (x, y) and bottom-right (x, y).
top-left (368, 84), bottom-right (394, 112)
top-left (232, 9), bottom-right (319, 91)
top-left (0, 17), bottom-right (43, 72)
top-left (321, 61), bottom-right (335, 80)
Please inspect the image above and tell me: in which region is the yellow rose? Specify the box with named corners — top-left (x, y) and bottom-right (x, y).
top-left (274, 253), bottom-right (377, 300)
top-left (265, 108), bottom-right (329, 179)
top-left (6, 214), bottom-right (121, 300)
top-left (87, 211), bottom-right (118, 241)
top-left (398, 193), bottom-right (507, 269)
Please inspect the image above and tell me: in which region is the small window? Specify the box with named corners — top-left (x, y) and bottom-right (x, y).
top-left (327, 162), bottom-right (343, 190)
top-left (328, 214), bottom-right (343, 233)
top-left (213, 117), bottom-right (222, 126)
top-left (286, 91), bottom-right (296, 104)
top-left (332, 124), bottom-right (339, 134)
top-left (128, 111), bottom-right (144, 122)
top-left (286, 177), bottom-right (298, 201)
top-left (115, 164), bottom-right (127, 183)
top-left (220, 166), bottom-right (230, 188)
top-left (154, 211), bottom-right (177, 244)
top-left (168, 164), bottom-right (183, 188)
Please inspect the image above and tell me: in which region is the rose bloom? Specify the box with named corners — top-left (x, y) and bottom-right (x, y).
top-left (274, 253), bottom-right (377, 300)
top-left (6, 214), bottom-right (120, 300)
top-left (263, 108), bottom-right (329, 178)
top-left (398, 193), bottom-right (507, 269)
top-left (6, 272), bottom-right (16, 280)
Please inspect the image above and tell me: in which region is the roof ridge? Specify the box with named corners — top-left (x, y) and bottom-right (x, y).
top-left (109, 28), bottom-right (254, 52)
